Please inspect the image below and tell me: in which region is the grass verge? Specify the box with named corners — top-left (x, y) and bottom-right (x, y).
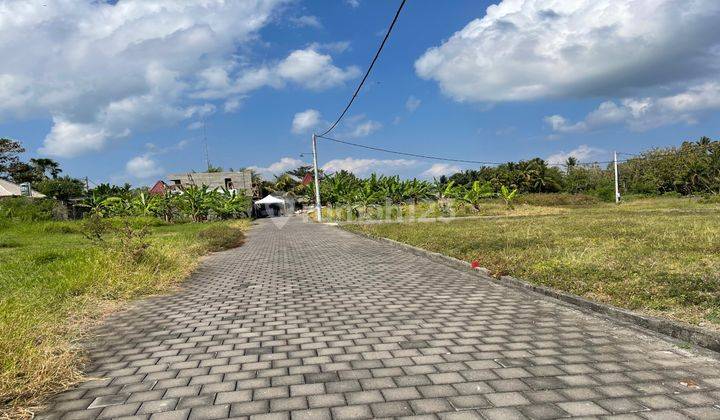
top-left (0, 217), bottom-right (249, 417)
top-left (344, 197), bottom-right (720, 329)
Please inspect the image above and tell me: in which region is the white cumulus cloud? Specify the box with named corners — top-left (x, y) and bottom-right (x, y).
top-left (421, 163), bottom-right (461, 178)
top-left (415, 0), bottom-right (720, 102)
top-left (545, 82), bottom-right (720, 133)
top-left (405, 96), bottom-right (421, 112)
top-left (289, 15), bottom-right (322, 28)
top-left (292, 109), bottom-right (323, 134)
top-left (126, 154), bottom-right (164, 179)
top-left (0, 1), bottom-right (362, 158)
top-left (276, 49), bottom-right (360, 90)
top-left (347, 120), bottom-right (382, 138)
top-left (249, 157), bottom-right (306, 178)
top-left (322, 158), bottom-right (417, 176)
top-left (546, 145), bottom-right (606, 166)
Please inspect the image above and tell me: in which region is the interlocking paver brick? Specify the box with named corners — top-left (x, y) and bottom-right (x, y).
top-left (330, 404), bottom-right (373, 419)
top-left (36, 217), bottom-right (720, 419)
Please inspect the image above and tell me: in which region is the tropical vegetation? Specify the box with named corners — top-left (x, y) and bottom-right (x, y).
top-left (300, 136), bottom-right (719, 220)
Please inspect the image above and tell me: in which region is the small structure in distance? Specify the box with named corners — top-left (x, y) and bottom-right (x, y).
top-left (0, 179), bottom-right (45, 198)
top-left (166, 170), bottom-right (253, 196)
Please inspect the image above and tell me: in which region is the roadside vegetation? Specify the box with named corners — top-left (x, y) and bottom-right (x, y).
top-left (346, 196), bottom-right (720, 329)
top-left (0, 212), bottom-right (249, 416)
top-left (306, 137), bottom-right (720, 221)
top-left (0, 139), bottom-right (255, 415)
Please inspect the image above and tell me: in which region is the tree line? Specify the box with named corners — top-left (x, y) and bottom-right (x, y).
top-left (2, 136), bottom-right (717, 220)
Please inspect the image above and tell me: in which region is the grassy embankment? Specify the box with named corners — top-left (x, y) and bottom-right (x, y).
top-left (345, 197), bottom-right (720, 329)
top-left (0, 217), bottom-right (249, 416)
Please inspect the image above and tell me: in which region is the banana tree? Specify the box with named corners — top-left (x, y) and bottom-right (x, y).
top-left (155, 190), bottom-right (178, 222)
top-left (403, 178), bottom-right (433, 205)
top-left (351, 177), bottom-right (384, 216)
top-left (499, 185), bottom-right (518, 209)
top-left (179, 185), bottom-right (216, 222)
top-left (459, 180), bottom-right (495, 211)
top-left (130, 192), bottom-right (158, 217)
top-left (213, 188), bottom-right (251, 219)
top-left (78, 193), bottom-right (122, 217)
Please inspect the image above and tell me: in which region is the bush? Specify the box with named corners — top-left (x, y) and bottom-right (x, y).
top-left (516, 193), bottom-right (601, 207)
top-left (0, 197), bottom-right (57, 221)
top-left (197, 225), bottom-right (246, 252)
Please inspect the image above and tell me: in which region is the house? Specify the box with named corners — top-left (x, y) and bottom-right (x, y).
top-left (166, 170), bottom-right (254, 196)
top-left (0, 179), bottom-right (45, 198)
top-left (148, 180), bottom-right (169, 195)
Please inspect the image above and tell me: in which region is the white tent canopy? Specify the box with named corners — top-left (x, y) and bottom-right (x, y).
top-left (254, 195), bottom-right (286, 205)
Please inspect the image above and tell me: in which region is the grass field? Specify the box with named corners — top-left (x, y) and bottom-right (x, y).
top-left (345, 197), bottom-right (720, 329)
top-left (0, 217), bottom-right (249, 416)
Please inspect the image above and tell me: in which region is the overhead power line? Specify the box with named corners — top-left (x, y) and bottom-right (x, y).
top-left (317, 134), bottom-right (625, 167)
top-left (317, 0), bottom-right (407, 137)
top-left (317, 135), bottom-right (502, 165)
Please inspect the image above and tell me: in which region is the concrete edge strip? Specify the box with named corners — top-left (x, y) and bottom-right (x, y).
top-left (343, 227), bottom-right (720, 354)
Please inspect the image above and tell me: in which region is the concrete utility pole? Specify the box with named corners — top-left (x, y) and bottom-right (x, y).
top-left (311, 134), bottom-right (322, 222)
top-left (613, 151), bottom-right (621, 204)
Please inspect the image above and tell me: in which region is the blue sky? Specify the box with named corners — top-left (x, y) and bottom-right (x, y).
top-left (1, 0), bottom-right (719, 185)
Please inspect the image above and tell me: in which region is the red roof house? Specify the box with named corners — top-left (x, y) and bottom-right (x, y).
top-left (148, 180), bottom-right (168, 195)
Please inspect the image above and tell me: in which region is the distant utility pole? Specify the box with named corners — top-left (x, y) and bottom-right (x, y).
top-left (311, 134), bottom-right (322, 222)
top-left (203, 118), bottom-right (210, 172)
top-left (613, 151), bottom-right (621, 203)
top-left (85, 176), bottom-right (90, 192)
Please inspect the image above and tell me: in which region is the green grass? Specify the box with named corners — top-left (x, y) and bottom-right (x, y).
top-left (345, 197), bottom-right (720, 329)
top-left (0, 217), bottom-right (249, 415)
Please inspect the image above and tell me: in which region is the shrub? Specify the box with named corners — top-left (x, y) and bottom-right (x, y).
top-left (197, 225), bottom-right (246, 252)
top-left (0, 197), bottom-right (56, 221)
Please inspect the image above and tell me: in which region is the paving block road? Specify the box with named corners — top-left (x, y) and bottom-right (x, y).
top-left (39, 216), bottom-right (720, 419)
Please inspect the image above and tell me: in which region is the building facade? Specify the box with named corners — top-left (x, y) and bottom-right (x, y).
top-left (166, 170), bottom-right (254, 196)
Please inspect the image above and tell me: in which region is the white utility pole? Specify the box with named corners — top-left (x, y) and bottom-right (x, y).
top-left (311, 134), bottom-right (322, 222)
top-left (613, 151), bottom-right (621, 203)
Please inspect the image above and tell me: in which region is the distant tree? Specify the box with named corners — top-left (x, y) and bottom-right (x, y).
top-left (8, 162), bottom-right (37, 184)
top-left (207, 165), bottom-right (223, 173)
top-left (565, 156), bottom-right (578, 168)
top-left (30, 158), bottom-right (62, 179)
top-left (286, 166), bottom-right (316, 179)
top-left (0, 138), bottom-right (25, 180)
top-left (8, 158), bottom-right (63, 184)
top-left (34, 176), bottom-right (86, 202)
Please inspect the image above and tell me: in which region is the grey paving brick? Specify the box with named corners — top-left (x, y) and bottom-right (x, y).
top-left (557, 400), bottom-right (610, 416)
top-left (307, 393), bottom-right (346, 408)
top-left (596, 397), bottom-right (649, 414)
top-left (410, 398), bottom-right (454, 414)
top-left (330, 404), bottom-right (373, 419)
top-left (35, 217), bottom-right (720, 420)
top-left (485, 391), bottom-right (530, 407)
top-left (519, 403), bottom-right (568, 419)
top-left (478, 407), bottom-right (528, 420)
top-left (290, 408), bottom-right (332, 420)
top-left (148, 409), bottom-right (190, 420)
top-left (188, 403), bottom-right (229, 419)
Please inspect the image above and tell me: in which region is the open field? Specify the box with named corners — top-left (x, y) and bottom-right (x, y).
top-left (0, 217), bottom-right (249, 415)
top-left (345, 197), bottom-right (720, 330)
top-left (311, 194), bottom-right (597, 222)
